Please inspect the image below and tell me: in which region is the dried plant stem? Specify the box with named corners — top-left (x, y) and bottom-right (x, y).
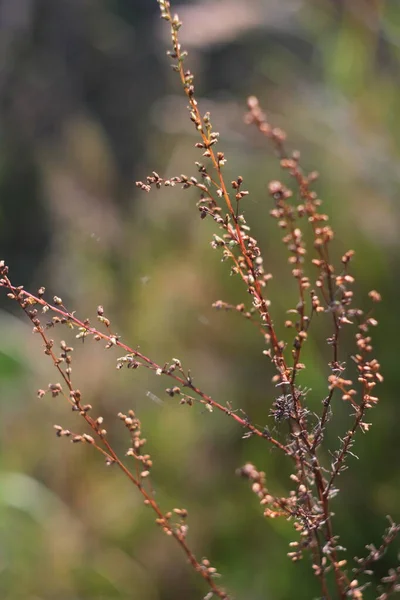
top-left (155, 2), bottom-right (350, 596)
top-left (0, 1), bottom-right (394, 598)
top-left (0, 277), bottom-right (290, 456)
top-left (0, 267), bottom-right (229, 600)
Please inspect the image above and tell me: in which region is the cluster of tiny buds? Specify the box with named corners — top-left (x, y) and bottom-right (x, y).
top-left (196, 130), bottom-right (220, 158)
top-left (310, 290), bottom-right (325, 314)
top-left (0, 259), bottom-right (8, 278)
top-left (97, 304), bottom-right (111, 328)
top-left (174, 508), bottom-right (189, 540)
top-left (377, 566), bottom-right (400, 599)
top-left (116, 354), bottom-right (142, 370)
top-left (211, 232), bottom-right (268, 292)
top-left (328, 375), bottom-right (357, 405)
top-left (212, 300), bottom-right (253, 320)
top-left (237, 463), bottom-right (288, 520)
top-left (238, 463), bottom-right (332, 561)
top-left (165, 386), bottom-right (181, 397)
top-left (53, 425), bottom-right (95, 445)
top-left (158, 1), bottom-right (178, 26)
top-left (118, 410), bottom-right (152, 477)
top-left (353, 518), bottom-right (400, 582)
top-left (40, 382), bottom-right (107, 439)
top-left (231, 175), bottom-right (248, 201)
top-left (59, 340), bottom-right (73, 376)
top-left (200, 557), bottom-right (221, 579)
top-left (346, 578), bottom-right (369, 599)
top-left (137, 172), bottom-right (211, 195)
top-left (244, 96), bottom-right (287, 147)
top-left (38, 382), bottom-right (63, 399)
top-left (154, 507), bottom-right (189, 541)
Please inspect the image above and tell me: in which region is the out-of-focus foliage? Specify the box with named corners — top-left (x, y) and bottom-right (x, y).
top-left (0, 1), bottom-right (399, 598)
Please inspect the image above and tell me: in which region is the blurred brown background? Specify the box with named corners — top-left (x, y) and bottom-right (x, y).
top-left (0, 0), bottom-right (399, 598)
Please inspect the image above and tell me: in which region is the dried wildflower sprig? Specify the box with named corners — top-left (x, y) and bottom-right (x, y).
top-left (136, 173), bottom-right (271, 345)
top-left (147, 4), bottom-right (356, 597)
top-left (142, 4), bottom-right (389, 599)
top-left (246, 97), bottom-right (342, 393)
top-left (141, 3), bottom-right (321, 597)
top-left (148, 3), bottom-right (290, 370)
top-left (138, 30), bottom-right (348, 598)
top-left (0, 267), bottom-right (289, 454)
top-left (0, 262), bottom-right (228, 600)
top-left (245, 97), bottom-right (384, 430)
top-left (212, 300), bottom-right (269, 338)
top-left (0, 1), bottom-right (395, 598)
top-left (245, 102), bottom-right (387, 597)
top-left (353, 517), bottom-right (400, 579)
top-left (146, 8), bottom-right (333, 570)
top-left (237, 462), bottom-right (339, 597)
top-left (377, 565), bottom-right (400, 600)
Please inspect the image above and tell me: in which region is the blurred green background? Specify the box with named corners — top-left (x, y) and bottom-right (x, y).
top-left (0, 0), bottom-right (399, 598)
